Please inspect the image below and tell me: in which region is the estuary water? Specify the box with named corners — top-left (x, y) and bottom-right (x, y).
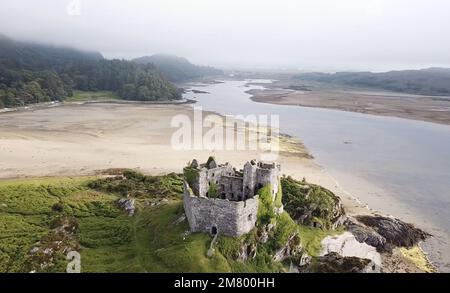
top-left (183, 79), bottom-right (450, 272)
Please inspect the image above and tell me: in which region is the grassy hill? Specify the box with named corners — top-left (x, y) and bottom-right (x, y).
top-left (0, 171), bottom-right (339, 273)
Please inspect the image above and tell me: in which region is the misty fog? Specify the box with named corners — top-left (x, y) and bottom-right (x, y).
top-left (1, 0), bottom-right (450, 71)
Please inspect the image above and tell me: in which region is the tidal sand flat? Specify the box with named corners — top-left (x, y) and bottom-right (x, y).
top-left (249, 84), bottom-right (450, 125)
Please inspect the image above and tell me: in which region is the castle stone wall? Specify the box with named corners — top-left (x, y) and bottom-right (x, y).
top-left (183, 181), bottom-right (258, 237)
top-left (256, 166), bottom-right (279, 200)
top-left (218, 176), bottom-right (244, 201)
top-left (198, 164), bottom-right (234, 197)
top-left (183, 159), bottom-right (280, 237)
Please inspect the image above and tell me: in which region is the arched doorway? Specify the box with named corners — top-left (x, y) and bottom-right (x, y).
top-left (211, 226), bottom-right (218, 235)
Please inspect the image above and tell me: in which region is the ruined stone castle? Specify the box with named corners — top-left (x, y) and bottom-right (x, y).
top-left (183, 157), bottom-right (280, 237)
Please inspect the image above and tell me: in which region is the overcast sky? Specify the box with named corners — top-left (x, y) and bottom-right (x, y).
top-left (1, 0), bottom-right (450, 71)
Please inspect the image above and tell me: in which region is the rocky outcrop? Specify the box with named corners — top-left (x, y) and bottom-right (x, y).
top-left (273, 233), bottom-right (302, 262)
top-left (173, 214), bottom-right (186, 225)
top-left (257, 223), bottom-right (275, 244)
top-left (281, 176), bottom-right (346, 230)
top-left (190, 159), bottom-right (199, 169)
top-left (355, 215), bottom-right (430, 250)
top-left (345, 218), bottom-right (388, 252)
top-left (27, 217), bottom-right (78, 272)
top-left (237, 243), bottom-right (257, 262)
top-left (299, 252), bottom-right (312, 267)
top-left (320, 232), bottom-right (382, 268)
top-left (300, 252), bottom-right (376, 273)
top-left (117, 198), bottom-right (136, 216)
top-left (207, 233), bottom-right (219, 258)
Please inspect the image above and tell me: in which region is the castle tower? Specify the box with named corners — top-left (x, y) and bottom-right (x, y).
top-left (183, 158), bottom-right (281, 237)
top-left (255, 161), bottom-right (280, 200)
top-left (243, 161), bottom-right (257, 199)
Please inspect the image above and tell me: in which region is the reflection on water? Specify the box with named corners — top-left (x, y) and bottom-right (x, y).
top-left (184, 79), bottom-right (450, 272)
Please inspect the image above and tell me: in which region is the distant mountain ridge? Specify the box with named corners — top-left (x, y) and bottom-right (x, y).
top-left (133, 54), bottom-right (223, 82)
top-left (295, 68), bottom-right (450, 96)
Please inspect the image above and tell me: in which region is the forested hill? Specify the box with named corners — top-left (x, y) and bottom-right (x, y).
top-left (133, 54), bottom-right (223, 82)
top-left (0, 36), bottom-right (181, 109)
top-left (0, 35), bottom-right (103, 70)
top-left (295, 68), bottom-right (450, 96)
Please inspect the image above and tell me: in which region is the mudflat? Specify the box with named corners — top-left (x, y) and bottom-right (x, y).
top-left (249, 83), bottom-right (450, 125)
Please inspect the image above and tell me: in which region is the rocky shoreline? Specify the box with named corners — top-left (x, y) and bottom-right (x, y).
top-left (280, 176), bottom-right (435, 273)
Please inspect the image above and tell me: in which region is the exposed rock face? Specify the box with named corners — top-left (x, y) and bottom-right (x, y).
top-left (173, 214), bottom-right (186, 226)
top-left (273, 233), bottom-right (302, 262)
top-left (300, 252), bottom-right (376, 273)
top-left (207, 233), bottom-right (219, 258)
top-left (190, 159), bottom-right (199, 169)
top-left (281, 176), bottom-right (346, 230)
top-left (331, 215), bottom-right (347, 230)
top-left (117, 198), bottom-right (136, 216)
top-left (258, 231), bottom-right (269, 244)
top-left (257, 223), bottom-right (275, 244)
top-left (299, 253), bottom-right (312, 267)
top-left (192, 89), bottom-right (210, 94)
top-left (355, 215), bottom-right (430, 250)
top-left (27, 217), bottom-right (78, 272)
top-left (320, 232), bottom-right (382, 268)
top-left (346, 218), bottom-right (388, 252)
top-left (207, 157), bottom-right (217, 169)
top-left (237, 243), bottom-right (257, 262)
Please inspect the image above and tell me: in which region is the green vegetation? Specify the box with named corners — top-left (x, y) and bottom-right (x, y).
top-left (0, 177), bottom-right (118, 272)
top-left (130, 202), bottom-right (231, 272)
top-left (65, 91), bottom-right (120, 102)
top-left (183, 167), bottom-right (199, 189)
top-left (295, 68), bottom-right (450, 96)
top-left (273, 212), bottom-right (300, 249)
top-left (133, 54), bottom-right (222, 82)
top-left (0, 172), bottom-right (233, 272)
top-left (215, 231), bottom-right (285, 273)
top-left (274, 180), bottom-right (283, 209)
top-left (281, 176), bottom-right (344, 230)
top-left (0, 170), bottom-right (344, 272)
top-left (399, 246), bottom-right (437, 273)
top-left (256, 185), bottom-right (277, 226)
top-left (87, 170), bottom-right (183, 199)
top-left (211, 184), bottom-right (301, 272)
top-left (0, 36), bottom-right (181, 109)
top-left (0, 213), bottom-right (48, 272)
top-left (256, 185), bottom-right (299, 251)
top-left (298, 225), bottom-right (343, 257)
top-left (208, 182), bottom-right (218, 199)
